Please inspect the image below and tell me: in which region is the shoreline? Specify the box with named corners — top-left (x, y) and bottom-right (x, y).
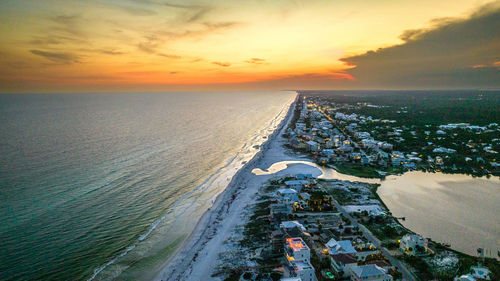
top-left (153, 92), bottom-right (299, 281)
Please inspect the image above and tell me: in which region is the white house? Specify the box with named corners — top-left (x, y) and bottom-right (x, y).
top-left (285, 180), bottom-right (309, 192)
top-left (349, 264), bottom-right (393, 281)
top-left (454, 274), bottom-right (476, 281)
top-left (284, 237), bottom-right (317, 281)
top-left (326, 238), bottom-right (357, 255)
top-left (280, 221), bottom-right (306, 232)
top-left (399, 234), bottom-right (428, 256)
top-left (278, 188), bottom-right (299, 203)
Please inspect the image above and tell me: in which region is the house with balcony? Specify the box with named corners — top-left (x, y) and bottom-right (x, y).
top-left (284, 237), bottom-right (317, 281)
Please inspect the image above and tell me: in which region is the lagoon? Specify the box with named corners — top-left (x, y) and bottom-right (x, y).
top-left (254, 161), bottom-right (500, 259)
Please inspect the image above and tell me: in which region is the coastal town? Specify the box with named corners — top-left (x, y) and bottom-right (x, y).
top-left (285, 92), bottom-right (499, 178)
top-left (214, 173), bottom-right (499, 281)
top-left (207, 93), bottom-right (499, 281)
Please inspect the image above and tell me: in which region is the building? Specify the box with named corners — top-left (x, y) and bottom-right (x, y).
top-left (306, 140), bottom-right (320, 152)
top-left (330, 253), bottom-right (357, 278)
top-left (270, 203), bottom-right (293, 217)
top-left (454, 274), bottom-right (476, 281)
top-left (399, 234), bottom-right (428, 256)
top-left (285, 180), bottom-right (310, 192)
top-left (281, 221), bottom-right (306, 232)
top-left (284, 237), bottom-right (317, 281)
top-left (470, 265), bottom-right (491, 280)
top-left (326, 238), bottom-right (357, 255)
top-left (349, 264), bottom-right (393, 281)
top-left (278, 188), bottom-right (299, 203)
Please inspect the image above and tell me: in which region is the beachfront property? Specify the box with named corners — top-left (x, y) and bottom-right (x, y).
top-left (454, 264), bottom-right (492, 281)
top-left (349, 264), bottom-right (393, 281)
top-left (285, 180), bottom-right (310, 192)
top-left (453, 264), bottom-right (492, 281)
top-left (278, 188), bottom-right (299, 203)
top-left (284, 237), bottom-right (317, 281)
top-left (399, 234), bottom-right (429, 256)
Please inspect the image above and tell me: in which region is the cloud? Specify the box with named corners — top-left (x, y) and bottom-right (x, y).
top-left (137, 35), bottom-right (161, 53)
top-left (96, 49), bottom-right (126, 55)
top-left (164, 2), bottom-right (212, 23)
top-left (245, 58), bottom-right (267, 64)
top-left (48, 14), bottom-right (85, 36)
top-left (212, 61), bottom-right (231, 67)
top-left (158, 53), bottom-right (182, 59)
top-left (340, 2), bottom-right (500, 89)
top-left (30, 49), bottom-right (80, 64)
top-left (157, 21), bottom-right (239, 40)
top-left (117, 5), bottom-right (156, 16)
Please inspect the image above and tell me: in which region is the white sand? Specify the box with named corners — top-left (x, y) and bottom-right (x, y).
top-left (153, 94), bottom-right (325, 281)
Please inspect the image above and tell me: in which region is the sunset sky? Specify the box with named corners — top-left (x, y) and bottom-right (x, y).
top-left (1, 0), bottom-right (499, 92)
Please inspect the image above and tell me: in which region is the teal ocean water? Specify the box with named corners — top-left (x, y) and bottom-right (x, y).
top-left (0, 91), bottom-right (295, 281)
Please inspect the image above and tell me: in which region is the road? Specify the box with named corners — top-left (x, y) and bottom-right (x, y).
top-left (312, 103), bottom-right (369, 158)
top-left (331, 198), bottom-right (418, 281)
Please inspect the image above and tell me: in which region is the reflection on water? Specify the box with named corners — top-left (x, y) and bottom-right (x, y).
top-left (378, 171), bottom-right (500, 259)
top-left (253, 161), bottom-right (500, 259)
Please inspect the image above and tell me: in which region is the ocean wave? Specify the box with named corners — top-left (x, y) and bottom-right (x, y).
top-left (86, 95), bottom-right (294, 281)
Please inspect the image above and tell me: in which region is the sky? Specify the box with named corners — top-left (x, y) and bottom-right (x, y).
top-left (0, 0), bottom-right (499, 93)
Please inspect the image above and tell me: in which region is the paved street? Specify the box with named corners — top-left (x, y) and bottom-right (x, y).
top-left (331, 198), bottom-right (418, 281)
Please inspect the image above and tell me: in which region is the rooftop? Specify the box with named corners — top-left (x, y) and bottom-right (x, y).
top-left (330, 253), bottom-right (357, 265)
top-left (286, 237), bottom-right (309, 252)
top-left (351, 264), bottom-right (387, 278)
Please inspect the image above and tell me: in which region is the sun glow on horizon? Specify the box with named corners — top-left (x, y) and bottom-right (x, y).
top-left (0, 0), bottom-right (498, 92)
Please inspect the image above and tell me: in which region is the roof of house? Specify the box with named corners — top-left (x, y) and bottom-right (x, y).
top-left (280, 278), bottom-right (302, 281)
top-left (326, 238), bottom-right (357, 255)
top-left (285, 237), bottom-right (309, 252)
top-left (330, 253), bottom-right (357, 265)
top-left (278, 188), bottom-right (298, 195)
top-left (280, 221), bottom-right (306, 231)
top-left (455, 274), bottom-right (476, 281)
top-left (285, 180), bottom-right (309, 186)
top-left (366, 259), bottom-right (391, 268)
top-left (351, 264), bottom-right (386, 278)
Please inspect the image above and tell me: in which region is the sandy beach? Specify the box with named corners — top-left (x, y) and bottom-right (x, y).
top-left (153, 93), bottom-right (322, 281)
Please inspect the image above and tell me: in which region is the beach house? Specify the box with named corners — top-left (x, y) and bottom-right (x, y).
top-left (284, 180), bottom-right (310, 192)
top-left (349, 264), bottom-right (393, 281)
top-left (278, 188), bottom-right (299, 203)
top-left (280, 221), bottom-right (306, 232)
top-left (284, 237), bottom-right (317, 281)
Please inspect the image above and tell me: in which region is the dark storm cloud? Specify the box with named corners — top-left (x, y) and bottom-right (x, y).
top-left (341, 2), bottom-right (500, 89)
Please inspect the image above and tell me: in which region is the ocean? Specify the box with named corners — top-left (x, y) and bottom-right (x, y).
top-left (0, 91), bottom-right (296, 281)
